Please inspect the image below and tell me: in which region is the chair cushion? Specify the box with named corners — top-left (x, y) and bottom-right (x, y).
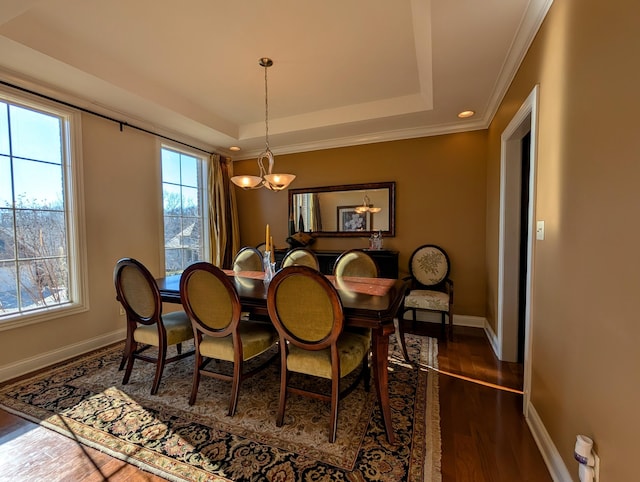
top-left (334, 252), bottom-right (378, 278)
top-left (134, 310), bottom-right (193, 346)
top-left (405, 290), bottom-right (450, 311)
top-left (411, 247), bottom-right (448, 285)
top-left (286, 332), bottom-right (369, 379)
top-left (199, 322), bottom-right (277, 362)
top-left (275, 275), bottom-right (335, 342)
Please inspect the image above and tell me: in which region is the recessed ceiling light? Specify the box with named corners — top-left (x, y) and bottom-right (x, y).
top-left (458, 110), bottom-right (475, 119)
top-left (229, 146), bottom-right (241, 151)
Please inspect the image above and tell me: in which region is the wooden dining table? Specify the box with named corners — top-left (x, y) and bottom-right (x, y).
top-left (156, 269), bottom-right (408, 445)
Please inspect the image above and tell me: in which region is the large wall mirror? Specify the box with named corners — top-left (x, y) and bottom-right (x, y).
top-left (288, 182), bottom-right (395, 237)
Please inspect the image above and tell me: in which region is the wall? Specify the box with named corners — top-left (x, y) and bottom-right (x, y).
top-left (233, 132), bottom-right (488, 317)
top-left (485, 0), bottom-right (640, 479)
top-left (0, 112), bottom-right (166, 372)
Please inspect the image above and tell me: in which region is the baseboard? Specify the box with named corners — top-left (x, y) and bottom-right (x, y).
top-left (484, 321), bottom-right (501, 358)
top-left (411, 311), bottom-right (486, 328)
top-left (0, 329), bottom-right (126, 382)
top-left (452, 314), bottom-right (485, 328)
top-left (526, 402), bottom-right (572, 481)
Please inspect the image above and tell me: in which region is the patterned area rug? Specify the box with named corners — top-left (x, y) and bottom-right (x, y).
top-left (0, 335), bottom-right (441, 481)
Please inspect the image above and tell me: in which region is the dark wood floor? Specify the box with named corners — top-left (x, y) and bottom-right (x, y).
top-left (0, 324), bottom-right (551, 481)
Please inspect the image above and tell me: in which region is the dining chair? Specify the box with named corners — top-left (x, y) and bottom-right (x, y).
top-left (114, 257), bottom-right (194, 395)
top-left (267, 265), bottom-right (370, 443)
top-left (180, 262), bottom-right (278, 415)
top-left (332, 249), bottom-right (379, 278)
top-left (280, 247), bottom-right (319, 270)
top-left (399, 245), bottom-right (454, 357)
top-left (232, 246), bottom-right (264, 272)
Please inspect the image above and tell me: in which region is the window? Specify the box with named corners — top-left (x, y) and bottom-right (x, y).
top-left (161, 146), bottom-right (209, 275)
top-left (0, 90), bottom-right (87, 328)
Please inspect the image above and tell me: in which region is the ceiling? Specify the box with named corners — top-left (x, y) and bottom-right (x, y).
top-left (0, 0), bottom-right (551, 160)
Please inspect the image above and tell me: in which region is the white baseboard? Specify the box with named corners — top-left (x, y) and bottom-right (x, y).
top-left (0, 329), bottom-right (126, 382)
top-left (526, 402), bottom-right (573, 481)
top-left (453, 314), bottom-right (486, 328)
top-left (410, 311), bottom-right (486, 328)
top-left (484, 321), bottom-right (501, 358)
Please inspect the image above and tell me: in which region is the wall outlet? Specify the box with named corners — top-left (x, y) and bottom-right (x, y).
top-left (119, 306), bottom-right (125, 316)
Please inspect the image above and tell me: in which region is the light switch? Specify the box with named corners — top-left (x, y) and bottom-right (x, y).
top-left (536, 220), bottom-right (545, 240)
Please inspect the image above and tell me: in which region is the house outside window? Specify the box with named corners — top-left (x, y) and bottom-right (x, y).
top-left (0, 89), bottom-right (87, 329)
top-left (161, 146), bottom-right (209, 275)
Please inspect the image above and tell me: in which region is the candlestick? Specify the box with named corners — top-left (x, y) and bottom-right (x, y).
top-left (265, 224), bottom-right (270, 252)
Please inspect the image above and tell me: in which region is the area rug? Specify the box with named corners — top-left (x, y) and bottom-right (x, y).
top-left (0, 335), bottom-right (441, 481)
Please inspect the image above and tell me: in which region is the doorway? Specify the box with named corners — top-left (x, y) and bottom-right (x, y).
top-left (497, 85), bottom-right (538, 411)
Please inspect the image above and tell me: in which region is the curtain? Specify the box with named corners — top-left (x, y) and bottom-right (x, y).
top-left (311, 193), bottom-right (322, 232)
top-left (208, 154), bottom-right (240, 268)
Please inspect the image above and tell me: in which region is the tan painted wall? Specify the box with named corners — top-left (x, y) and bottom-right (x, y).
top-left (485, 0), bottom-right (640, 479)
top-left (234, 133), bottom-right (488, 316)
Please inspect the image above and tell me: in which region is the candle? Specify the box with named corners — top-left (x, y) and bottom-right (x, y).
top-left (265, 224), bottom-right (270, 252)
top-left (270, 235), bottom-right (274, 252)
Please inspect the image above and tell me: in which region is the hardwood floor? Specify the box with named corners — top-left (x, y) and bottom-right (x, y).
top-left (0, 325), bottom-right (551, 481)
top-left (410, 323), bottom-right (551, 481)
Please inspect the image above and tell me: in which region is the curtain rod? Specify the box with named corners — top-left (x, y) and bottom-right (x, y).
top-left (0, 79), bottom-right (215, 156)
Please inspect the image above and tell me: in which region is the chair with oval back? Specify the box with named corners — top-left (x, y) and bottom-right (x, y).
top-left (280, 247), bottom-right (319, 270)
top-left (332, 249), bottom-right (379, 278)
top-left (267, 265), bottom-right (370, 443)
top-left (232, 246), bottom-right (264, 272)
top-left (180, 262), bottom-right (278, 415)
top-left (114, 257), bottom-right (194, 395)
top-left (399, 245), bottom-right (454, 360)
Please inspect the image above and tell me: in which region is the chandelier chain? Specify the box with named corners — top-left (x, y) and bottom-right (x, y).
top-left (264, 63), bottom-right (269, 150)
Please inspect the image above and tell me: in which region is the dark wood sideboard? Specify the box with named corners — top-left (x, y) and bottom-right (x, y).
top-left (275, 249), bottom-right (399, 279)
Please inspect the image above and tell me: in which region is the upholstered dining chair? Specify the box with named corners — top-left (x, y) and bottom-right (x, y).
top-left (332, 249), bottom-right (379, 278)
top-left (114, 257), bottom-right (194, 395)
top-left (399, 245), bottom-right (454, 359)
top-left (280, 247), bottom-right (319, 270)
top-left (180, 262), bottom-right (278, 415)
top-left (232, 246), bottom-right (264, 272)
top-left (267, 266), bottom-right (370, 443)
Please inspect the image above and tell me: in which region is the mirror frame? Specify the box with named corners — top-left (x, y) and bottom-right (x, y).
top-left (288, 181), bottom-right (396, 237)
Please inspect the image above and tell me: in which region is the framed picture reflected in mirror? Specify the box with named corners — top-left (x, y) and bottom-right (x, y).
top-left (337, 206), bottom-right (371, 232)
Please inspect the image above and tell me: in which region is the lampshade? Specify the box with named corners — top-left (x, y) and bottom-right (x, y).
top-left (355, 193), bottom-right (382, 213)
top-left (231, 58), bottom-right (295, 191)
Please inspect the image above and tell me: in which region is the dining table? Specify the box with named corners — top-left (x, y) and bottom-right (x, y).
top-left (156, 269), bottom-right (408, 445)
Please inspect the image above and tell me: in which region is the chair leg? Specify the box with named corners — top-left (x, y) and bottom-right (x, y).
top-left (150, 343), bottom-right (167, 395)
top-left (276, 350), bottom-right (288, 427)
top-left (176, 342), bottom-right (182, 355)
top-left (394, 317), bottom-right (411, 364)
top-left (228, 359), bottom-right (242, 417)
top-left (119, 336), bottom-right (132, 371)
top-left (329, 375), bottom-right (339, 443)
top-left (121, 341), bottom-right (136, 385)
top-left (362, 354), bottom-right (371, 392)
top-left (276, 371), bottom-right (288, 427)
top-left (411, 308), bottom-right (417, 332)
top-left (189, 353), bottom-right (202, 405)
top-left (440, 312), bottom-right (446, 340)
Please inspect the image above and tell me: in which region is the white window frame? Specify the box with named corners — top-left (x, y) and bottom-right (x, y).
top-left (0, 87), bottom-right (88, 331)
top-left (160, 143), bottom-right (210, 275)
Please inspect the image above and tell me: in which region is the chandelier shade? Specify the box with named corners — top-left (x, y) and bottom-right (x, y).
top-left (231, 58), bottom-right (295, 192)
top-left (355, 193), bottom-right (382, 214)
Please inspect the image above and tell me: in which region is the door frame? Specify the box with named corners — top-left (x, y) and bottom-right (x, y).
top-left (497, 85), bottom-right (539, 412)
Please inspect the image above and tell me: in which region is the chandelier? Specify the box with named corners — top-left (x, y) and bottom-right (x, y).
top-left (230, 58), bottom-right (296, 191)
top-left (354, 193), bottom-right (382, 214)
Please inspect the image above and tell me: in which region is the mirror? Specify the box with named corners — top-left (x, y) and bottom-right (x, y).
top-left (288, 182), bottom-right (395, 237)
